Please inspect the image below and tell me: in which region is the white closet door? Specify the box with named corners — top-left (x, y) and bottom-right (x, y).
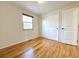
top-left (42, 12), bottom-right (59, 41)
top-left (61, 8), bottom-right (78, 45)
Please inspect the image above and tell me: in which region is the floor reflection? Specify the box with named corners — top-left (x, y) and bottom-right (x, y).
top-left (20, 47), bottom-right (35, 58)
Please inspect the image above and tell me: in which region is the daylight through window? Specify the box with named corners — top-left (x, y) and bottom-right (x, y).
top-left (22, 13), bottom-right (33, 29)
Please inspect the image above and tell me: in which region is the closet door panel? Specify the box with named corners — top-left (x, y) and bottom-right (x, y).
top-left (42, 12), bottom-right (59, 41)
top-left (61, 8), bottom-right (77, 45)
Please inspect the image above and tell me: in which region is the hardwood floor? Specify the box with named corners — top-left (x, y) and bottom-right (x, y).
top-left (0, 37), bottom-right (79, 58)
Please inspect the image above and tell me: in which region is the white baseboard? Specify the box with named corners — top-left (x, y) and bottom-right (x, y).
top-left (0, 36), bottom-right (39, 49)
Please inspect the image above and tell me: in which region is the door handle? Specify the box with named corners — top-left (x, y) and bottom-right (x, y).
top-left (56, 28), bottom-right (58, 30)
top-left (62, 28), bottom-right (64, 30)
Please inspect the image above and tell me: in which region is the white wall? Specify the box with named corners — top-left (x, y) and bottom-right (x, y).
top-left (20, 7), bottom-right (40, 40)
top-left (23, 16), bottom-right (40, 40)
top-left (0, 2), bottom-right (40, 48)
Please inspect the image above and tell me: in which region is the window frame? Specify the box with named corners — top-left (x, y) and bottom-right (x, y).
top-left (22, 13), bottom-right (34, 30)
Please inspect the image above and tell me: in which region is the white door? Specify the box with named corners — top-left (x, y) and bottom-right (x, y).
top-left (60, 8), bottom-right (78, 45)
top-left (42, 12), bottom-right (59, 41)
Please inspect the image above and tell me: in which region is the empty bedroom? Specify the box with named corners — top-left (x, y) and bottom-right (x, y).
top-left (0, 0), bottom-right (79, 58)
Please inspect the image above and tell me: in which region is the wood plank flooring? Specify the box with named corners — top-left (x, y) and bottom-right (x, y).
top-left (0, 37), bottom-right (79, 58)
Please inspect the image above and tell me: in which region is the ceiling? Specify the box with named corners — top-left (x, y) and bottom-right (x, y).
top-left (12, 1), bottom-right (76, 15)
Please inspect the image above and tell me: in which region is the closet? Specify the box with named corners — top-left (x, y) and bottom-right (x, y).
top-left (42, 11), bottom-right (59, 41)
top-left (42, 7), bottom-right (79, 45)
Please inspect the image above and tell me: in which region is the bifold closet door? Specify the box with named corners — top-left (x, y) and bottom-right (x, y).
top-left (60, 8), bottom-right (78, 45)
top-left (42, 12), bottom-right (59, 41)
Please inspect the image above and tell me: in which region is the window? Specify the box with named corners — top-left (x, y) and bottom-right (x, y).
top-left (22, 13), bottom-right (33, 29)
